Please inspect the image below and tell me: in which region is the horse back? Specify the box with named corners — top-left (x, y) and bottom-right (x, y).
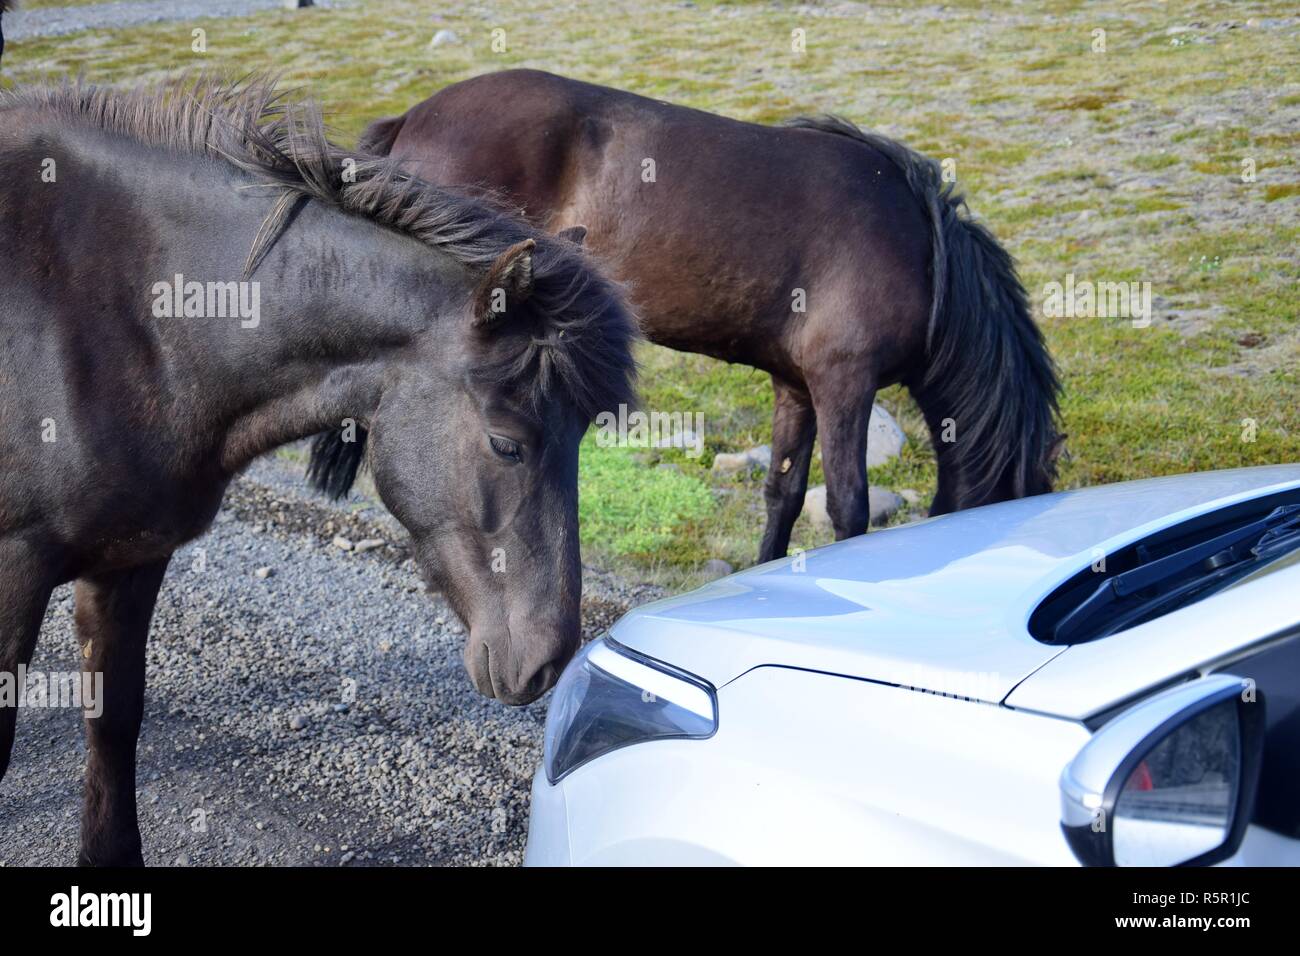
top-left (381, 70), bottom-right (933, 382)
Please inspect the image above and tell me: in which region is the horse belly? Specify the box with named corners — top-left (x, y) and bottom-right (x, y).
top-left (65, 479), bottom-right (228, 577)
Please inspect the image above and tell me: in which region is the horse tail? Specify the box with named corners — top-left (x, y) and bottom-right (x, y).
top-left (306, 427), bottom-right (368, 500)
top-left (357, 113), bottom-right (405, 156)
top-left (785, 115), bottom-right (1063, 512)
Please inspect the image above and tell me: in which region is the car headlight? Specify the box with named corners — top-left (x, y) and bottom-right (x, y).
top-left (543, 637), bottom-right (718, 783)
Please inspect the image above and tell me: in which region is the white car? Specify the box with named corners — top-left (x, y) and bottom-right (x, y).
top-left (526, 465), bottom-right (1300, 866)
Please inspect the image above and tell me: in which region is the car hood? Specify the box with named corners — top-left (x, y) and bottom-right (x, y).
top-left (609, 464), bottom-right (1300, 705)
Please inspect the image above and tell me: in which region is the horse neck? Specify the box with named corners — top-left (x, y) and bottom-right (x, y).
top-left (166, 192), bottom-right (470, 472)
top-left (1, 116), bottom-right (471, 475)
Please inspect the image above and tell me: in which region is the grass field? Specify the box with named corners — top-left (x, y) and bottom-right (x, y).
top-left (5, 0), bottom-right (1297, 586)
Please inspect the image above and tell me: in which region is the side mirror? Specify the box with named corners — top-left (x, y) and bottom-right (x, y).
top-left (1060, 674), bottom-right (1265, 867)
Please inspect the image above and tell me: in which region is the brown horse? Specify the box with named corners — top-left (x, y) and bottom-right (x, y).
top-left (0, 77), bottom-right (636, 864)
top-left (361, 70), bottom-right (1064, 562)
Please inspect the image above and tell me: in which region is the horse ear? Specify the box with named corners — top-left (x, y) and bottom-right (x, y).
top-left (473, 239), bottom-right (536, 328)
top-left (555, 225), bottom-right (588, 246)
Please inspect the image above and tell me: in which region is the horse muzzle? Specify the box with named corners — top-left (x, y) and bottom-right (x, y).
top-left (462, 633), bottom-right (569, 706)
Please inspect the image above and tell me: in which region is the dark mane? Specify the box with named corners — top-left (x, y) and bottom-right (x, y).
top-left (1, 75), bottom-right (639, 496)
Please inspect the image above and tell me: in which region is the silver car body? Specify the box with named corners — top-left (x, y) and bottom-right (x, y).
top-left (526, 465), bottom-right (1300, 865)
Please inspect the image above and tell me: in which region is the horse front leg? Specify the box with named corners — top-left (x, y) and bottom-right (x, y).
top-left (75, 557), bottom-right (170, 867)
top-left (0, 539), bottom-right (57, 785)
top-left (757, 377), bottom-right (817, 563)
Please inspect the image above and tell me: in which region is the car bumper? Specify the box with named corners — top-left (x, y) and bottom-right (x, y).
top-left (523, 768), bottom-right (571, 866)
top-left (525, 664), bottom-right (1091, 866)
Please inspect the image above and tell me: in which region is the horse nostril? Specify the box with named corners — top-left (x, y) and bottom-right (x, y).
top-left (490, 662), bottom-right (560, 706)
top-left (464, 641), bottom-right (496, 699)
top-left (525, 663), bottom-right (560, 700)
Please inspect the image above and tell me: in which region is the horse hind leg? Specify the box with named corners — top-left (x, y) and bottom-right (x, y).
top-left (76, 557), bottom-right (171, 867)
top-left (757, 377), bottom-right (817, 563)
top-left (0, 539), bottom-right (58, 785)
top-left (809, 373), bottom-right (877, 542)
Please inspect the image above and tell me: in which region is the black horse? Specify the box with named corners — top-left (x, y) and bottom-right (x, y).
top-left (0, 77), bottom-right (637, 864)
top-left (362, 70), bottom-right (1064, 561)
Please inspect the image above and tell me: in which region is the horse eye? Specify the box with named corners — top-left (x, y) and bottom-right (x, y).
top-left (488, 434), bottom-right (522, 462)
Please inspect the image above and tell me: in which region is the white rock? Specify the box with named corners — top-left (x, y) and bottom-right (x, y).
top-left (711, 451), bottom-right (750, 474)
top-left (429, 29), bottom-right (460, 47)
top-left (869, 487), bottom-right (904, 525)
top-left (254, 566), bottom-right (274, 580)
top-left (803, 485), bottom-right (903, 531)
top-left (701, 558), bottom-right (734, 580)
top-left (804, 486), bottom-right (831, 530)
top-left (866, 404), bottom-right (906, 469)
top-left (332, 535), bottom-right (354, 551)
top-left (354, 538), bottom-right (385, 553)
top-left (711, 445), bottom-right (771, 475)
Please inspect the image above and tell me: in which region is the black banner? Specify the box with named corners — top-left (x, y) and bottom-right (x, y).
top-left (0, 865), bottom-right (1286, 941)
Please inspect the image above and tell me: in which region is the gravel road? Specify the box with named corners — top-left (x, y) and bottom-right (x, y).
top-left (0, 454), bottom-right (661, 866)
top-left (4, 0), bottom-right (338, 42)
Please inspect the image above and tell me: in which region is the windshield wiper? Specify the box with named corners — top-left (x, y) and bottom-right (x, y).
top-left (1052, 504), bottom-right (1300, 644)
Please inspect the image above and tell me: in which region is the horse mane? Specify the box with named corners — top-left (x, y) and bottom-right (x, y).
top-left (0, 75), bottom-right (639, 436)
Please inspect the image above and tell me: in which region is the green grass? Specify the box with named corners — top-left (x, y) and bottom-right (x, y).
top-left (577, 436), bottom-right (715, 560)
top-left (5, 0), bottom-right (1299, 587)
